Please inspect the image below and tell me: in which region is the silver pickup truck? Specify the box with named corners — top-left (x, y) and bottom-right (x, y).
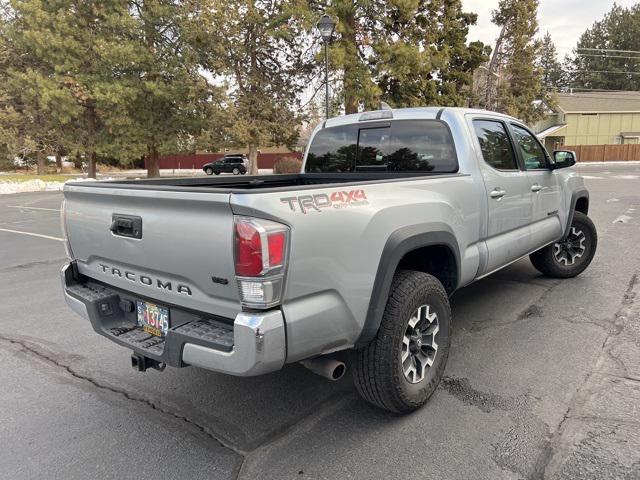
top-left (60, 107), bottom-right (596, 413)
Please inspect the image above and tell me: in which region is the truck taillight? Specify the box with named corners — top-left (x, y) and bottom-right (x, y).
top-left (234, 216), bottom-right (289, 309)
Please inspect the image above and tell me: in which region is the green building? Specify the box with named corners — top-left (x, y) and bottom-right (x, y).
top-left (535, 91), bottom-right (640, 151)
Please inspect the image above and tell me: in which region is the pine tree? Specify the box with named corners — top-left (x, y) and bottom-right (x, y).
top-left (322, 0), bottom-right (489, 113)
top-left (194, 0), bottom-right (311, 175)
top-left (0, 1), bottom-right (76, 174)
top-left (1, 0), bottom-right (149, 177)
top-left (566, 4), bottom-right (640, 91)
top-left (538, 32), bottom-right (563, 92)
top-left (1, 0), bottom-right (217, 178)
top-left (124, 0), bottom-right (218, 178)
top-left (489, 0), bottom-right (544, 123)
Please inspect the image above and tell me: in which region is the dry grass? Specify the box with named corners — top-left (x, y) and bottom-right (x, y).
top-left (273, 157), bottom-right (303, 174)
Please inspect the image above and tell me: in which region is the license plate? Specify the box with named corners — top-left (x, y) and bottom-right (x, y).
top-left (136, 300), bottom-right (170, 337)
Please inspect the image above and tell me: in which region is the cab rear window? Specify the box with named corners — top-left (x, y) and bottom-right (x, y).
top-left (305, 120), bottom-right (458, 173)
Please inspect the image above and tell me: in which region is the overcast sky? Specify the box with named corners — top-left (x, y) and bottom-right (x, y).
top-left (462, 0), bottom-right (639, 58)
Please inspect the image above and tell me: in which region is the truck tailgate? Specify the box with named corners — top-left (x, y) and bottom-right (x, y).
top-left (63, 184), bottom-right (240, 319)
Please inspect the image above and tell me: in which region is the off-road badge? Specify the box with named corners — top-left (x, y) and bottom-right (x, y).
top-left (280, 189), bottom-right (368, 214)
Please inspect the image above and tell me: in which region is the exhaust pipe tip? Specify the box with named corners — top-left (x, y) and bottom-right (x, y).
top-left (301, 357), bottom-right (346, 381)
top-left (331, 362), bottom-right (346, 380)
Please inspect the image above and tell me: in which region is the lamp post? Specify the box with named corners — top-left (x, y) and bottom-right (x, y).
top-left (316, 14), bottom-right (336, 119)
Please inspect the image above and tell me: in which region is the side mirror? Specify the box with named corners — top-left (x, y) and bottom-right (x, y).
top-left (552, 150), bottom-right (576, 169)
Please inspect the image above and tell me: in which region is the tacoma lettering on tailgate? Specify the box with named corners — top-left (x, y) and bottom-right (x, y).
top-left (98, 263), bottom-right (193, 296)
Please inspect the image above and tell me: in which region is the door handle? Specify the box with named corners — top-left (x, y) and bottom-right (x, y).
top-left (531, 184), bottom-right (543, 193)
top-left (490, 188), bottom-right (506, 199)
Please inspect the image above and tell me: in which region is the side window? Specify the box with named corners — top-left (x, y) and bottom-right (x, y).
top-left (305, 125), bottom-right (358, 172)
top-left (356, 120), bottom-right (457, 172)
top-left (473, 120), bottom-right (518, 170)
top-left (511, 124), bottom-right (548, 169)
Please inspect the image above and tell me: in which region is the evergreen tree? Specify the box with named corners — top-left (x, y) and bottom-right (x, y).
top-left (0, 1), bottom-right (74, 174)
top-left (489, 0), bottom-right (544, 123)
top-left (567, 4), bottom-right (640, 91)
top-left (0, 0), bottom-right (217, 178)
top-left (1, 0), bottom-right (148, 177)
top-left (125, 0), bottom-right (219, 177)
top-left (322, 0), bottom-right (489, 113)
top-left (194, 0), bottom-right (312, 175)
top-left (537, 32), bottom-right (563, 92)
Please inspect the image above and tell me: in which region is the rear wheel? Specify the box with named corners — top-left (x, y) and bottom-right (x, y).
top-left (204, 167), bottom-right (213, 175)
top-left (232, 167), bottom-right (240, 175)
top-left (530, 211), bottom-right (597, 278)
top-left (353, 270), bottom-right (451, 413)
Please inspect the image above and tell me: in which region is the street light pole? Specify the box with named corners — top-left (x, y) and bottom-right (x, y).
top-left (316, 14), bottom-right (336, 120)
top-left (324, 40), bottom-right (330, 119)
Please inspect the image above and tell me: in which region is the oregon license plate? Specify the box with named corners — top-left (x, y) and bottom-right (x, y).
top-left (136, 300), bottom-right (170, 337)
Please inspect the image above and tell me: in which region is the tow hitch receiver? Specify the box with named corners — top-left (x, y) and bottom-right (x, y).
top-left (131, 353), bottom-right (166, 372)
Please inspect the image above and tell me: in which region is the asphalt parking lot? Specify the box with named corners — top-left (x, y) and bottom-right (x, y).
top-left (1, 163), bottom-right (639, 480)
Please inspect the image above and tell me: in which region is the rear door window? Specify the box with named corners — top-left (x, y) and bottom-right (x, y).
top-left (305, 120), bottom-right (457, 173)
top-left (473, 120), bottom-right (518, 170)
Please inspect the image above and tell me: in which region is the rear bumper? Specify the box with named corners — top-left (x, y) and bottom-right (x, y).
top-left (60, 263), bottom-right (286, 376)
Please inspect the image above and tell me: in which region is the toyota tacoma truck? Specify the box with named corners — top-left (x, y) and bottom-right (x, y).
top-left (60, 107), bottom-right (596, 413)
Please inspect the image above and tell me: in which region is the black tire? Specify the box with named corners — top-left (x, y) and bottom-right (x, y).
top-left (352, 270), bottom-right (451, 413)
top-left (214, 171), bottom-right (220, 175)
top-left (530, 211), bottom-right (597, 278)
top-left (232, 167), bottom-right (240, 175)
top-left (204, 167), bottom-right (213, 175)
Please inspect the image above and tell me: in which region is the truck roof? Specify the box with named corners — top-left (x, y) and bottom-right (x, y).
top-left (323, 106), bottom-right (520, 129)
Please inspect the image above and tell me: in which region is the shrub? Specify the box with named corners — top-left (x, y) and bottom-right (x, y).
top-left (273, 156), bottom-right (302, 174)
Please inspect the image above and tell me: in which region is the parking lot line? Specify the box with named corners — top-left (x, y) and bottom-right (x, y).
top-left (0, 227), bottom-right (64, 242)
top-left (7, 205), bottom-right (60, 212)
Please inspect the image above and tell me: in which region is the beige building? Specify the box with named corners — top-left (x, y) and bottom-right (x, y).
top-left (536, 91), bottom-right (640, 151)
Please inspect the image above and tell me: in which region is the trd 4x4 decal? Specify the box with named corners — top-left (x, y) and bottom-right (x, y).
top-left (281, 189), bottom-right (368, 214)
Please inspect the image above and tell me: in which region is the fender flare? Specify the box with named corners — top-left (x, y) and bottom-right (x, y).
top-left (356, 224), bottom-right (461, 346)
top-left (564, 189), bottom-right (589, 237)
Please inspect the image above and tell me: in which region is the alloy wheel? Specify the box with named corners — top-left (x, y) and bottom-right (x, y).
top-left (553, 226), bottom-right (586, 266)
top-left (401, 305), bottom-right (439, 384)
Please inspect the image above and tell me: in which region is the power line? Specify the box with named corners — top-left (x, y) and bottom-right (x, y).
top-left (575, 53), bottom-right (640, 60)
top-left (577, 47), bottom-right (640, 55)
top-left (573, 70), bottom-right (640, 75)
top-left (567, 87), bottom-right (640, 92)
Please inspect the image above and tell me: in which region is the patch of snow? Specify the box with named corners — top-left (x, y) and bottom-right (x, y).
top-left (0, 177), bottom-right (107, 195)
top-left (0, 180), bottom-right (56, 194)
top-left (576, 161), bottom-right (640, 165)
top-left (613, 215), bottom-right (632, 224)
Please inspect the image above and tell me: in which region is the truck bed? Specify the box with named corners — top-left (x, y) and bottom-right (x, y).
top-left (67, 172), bottom-right (457, 194)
